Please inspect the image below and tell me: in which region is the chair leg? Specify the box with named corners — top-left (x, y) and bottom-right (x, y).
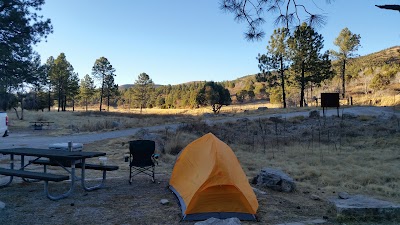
top-left (129, 165), bottom-right (156, 183)
top-left (129, 165), bottom-right (132, 185)
top-left (152, 166), bottom-right (155, 183)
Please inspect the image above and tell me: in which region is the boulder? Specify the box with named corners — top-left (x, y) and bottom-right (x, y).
top-left (203, 113), bottom-right (213, 118)
top-left (269, 116), bottom-right (283, 123)
top-left (0, 201), bottom-right (5, 209)
top-left (256, 168), bottom-right (295, 192)
top-left (276, 219), bottom-right (327, 225)
top-left (329, 194), bottom-right (400, 221)
top-left (112, 121), bottom-right (121, 128)
top-left (309, 110), bottom-right (320, 118)
top-left (252, 187), bottom-right (267, 195)
top-left (194, 217), bottom-right (241, 225)
top-left (135, 129), bottom-right (165, 153)
top-left (338, 192), bottom-right (350, 199)
top-left (236, 118), bottom-right (250, 123)
top-left (310, 194), bottom-right (321, 201)
top-left (342, 113), bottom-right (357, 119)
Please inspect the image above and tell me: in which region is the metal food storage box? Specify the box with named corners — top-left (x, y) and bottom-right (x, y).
top-left (49, 142), bottom-right (83, 166)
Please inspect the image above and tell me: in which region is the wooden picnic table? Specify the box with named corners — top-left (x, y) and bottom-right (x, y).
top-left (29, 121), bottom-right (54, 130)
top-left (0, 148), bottom-right (118, 200)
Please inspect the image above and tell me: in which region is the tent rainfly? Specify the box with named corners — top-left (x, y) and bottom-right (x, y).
top-left (169, 133), bottom-right (258, 221)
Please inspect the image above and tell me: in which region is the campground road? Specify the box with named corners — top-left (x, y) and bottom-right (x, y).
top-left (0, 106), bottom-right (398, 149)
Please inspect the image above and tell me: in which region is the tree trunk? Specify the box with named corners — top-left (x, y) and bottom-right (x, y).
top-left (364, 74), bottom-right (368, 95)
top-left (13, 107), bottom-right (20, 120)
top-left (20, 97), bottom-right (24, 120)
top-left (72, 99), bottom-right (75, 112)
top-left (34, 91), bottom-right (38, 111)
top-left (342, 59), bottom-right (346, 99)
top-left (310, 85), bottom-right (313, 106)
top-left (107, 97), bottom-right (110, 111)
top-left (107, 90), bottom-right (110, 112)
top-left (99, 84), bottom-right (104, 112)
top-left (128, 97), bottom-right (131, 111)
top-left (300, 62), bottom-right (305, 107)
top-left (48, 84), bottom-right (51, 111)
top-left (280, 57), bottom-right (287, 108)
top-left (85, 98), bottom-right (88, 112)
top-left (58, 88), bottom-right (61, 112)
top-left (63, 94), bottom-right (67, 111)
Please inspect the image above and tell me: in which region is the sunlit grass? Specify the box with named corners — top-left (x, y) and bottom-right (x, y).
top-left (4, 99), bottom-right (400, 204)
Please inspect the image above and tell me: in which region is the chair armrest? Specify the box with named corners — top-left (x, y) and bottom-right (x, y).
top-left (151, 154), bottom-right (159, 165)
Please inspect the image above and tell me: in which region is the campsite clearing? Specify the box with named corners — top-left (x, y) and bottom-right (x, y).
top-left (1, 106), bottom-right (399, 224)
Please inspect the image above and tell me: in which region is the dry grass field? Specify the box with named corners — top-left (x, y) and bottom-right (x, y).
top-left (6, 102), bottom-right (287, 136)
top-left (1, 104), bottom-right (400, 224)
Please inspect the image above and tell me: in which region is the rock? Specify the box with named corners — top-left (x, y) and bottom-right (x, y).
top-left (135, 128), bottom-right (150, 137)
top-left (342, 113), bottom-right (357, 119)
top-left (0, 201), bottom-right (5, 209)
top-left (203, 113), bottom-right (213, 118)
top-left (251, 175), bottom-right (258, 185)
top-left (236, 118), bottom-right (249, 123)
top-left (256, 168), bottom-right (295, 192)
top-left (329, 194), bottom-right (400, 221)
top-left (276, 219), bottom-right (327, 225)
top-left (310, 194), bottom-right (321, 201)
top-left (111, 121), bottom-right (121, 128)
top-left (135, 129), bottom-right (165, 153)
top-left (338, 192), bottom-right (350, 199)
top-left (309, 110), bottom-right (320, 118)
top-left (257, 107), bottom-right (268, 111)
top-left (269, 116), bottom-right (283, 123)
top-left (160, 199), bottom-right (169, 205)
top-left (194, 217), bottom-right (241, 225)
top-left (252, 187), bottom-right (267, 195)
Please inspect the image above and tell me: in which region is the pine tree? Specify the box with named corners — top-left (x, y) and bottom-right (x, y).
top-left (288, 23), bottom-right (332, 107)
top-left (132, 73), bottom-right (154, 113)
top-left (331, 28), bottom-right (361, 98)
top-left (257, 28), bottom-right (290, 108)
top-left (79, 74), bottom-right (95, 111)
top-left (92, 57), bottom-right (116, 111)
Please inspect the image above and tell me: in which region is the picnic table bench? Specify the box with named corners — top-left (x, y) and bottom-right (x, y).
top-left (0, 168), bottom-right (69, 182)
top-left (29, 121), bottom-right (54, 130)
top-left (30, 159), bottom-right (119, 172)
top-left (0, 148), bottom-right (116, 200)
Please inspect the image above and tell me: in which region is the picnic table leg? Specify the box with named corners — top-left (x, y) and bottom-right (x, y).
top-left (0, 154), bottom-right (14, 187)
top-left (80, 160), bottom-right (106, 191)
top-left (44, 163), bottom-right (75, 200)
top-left (21, 155), bottom-right (41, 183)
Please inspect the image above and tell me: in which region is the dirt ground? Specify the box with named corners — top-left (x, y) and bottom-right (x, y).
top-left (0, 173), bottom-right (337, 225)
top-left (1, 106), bottom-right (399, 225)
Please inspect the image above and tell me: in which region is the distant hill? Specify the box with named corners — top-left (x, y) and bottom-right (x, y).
top-left (349, 46), bottom-right (400, 67)
top-left (118, 46), bottom-right (399, 107)
top-left (119, 84), bottom-right (134, 90)
top-left (119, 84), bottom-right (162, 91)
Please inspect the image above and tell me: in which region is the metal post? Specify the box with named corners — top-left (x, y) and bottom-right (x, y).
top-left (68, 141), bottom-right (72, 152)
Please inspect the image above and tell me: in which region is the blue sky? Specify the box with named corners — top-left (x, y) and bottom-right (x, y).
top-left (33, 0), bottom-right (400, 86)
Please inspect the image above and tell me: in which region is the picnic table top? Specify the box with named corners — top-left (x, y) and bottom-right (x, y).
top-left (0, 148), bottom-right (105, 159)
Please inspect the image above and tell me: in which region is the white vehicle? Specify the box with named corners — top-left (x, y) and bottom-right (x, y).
top-left (0, 112), bottom-right (8, 137)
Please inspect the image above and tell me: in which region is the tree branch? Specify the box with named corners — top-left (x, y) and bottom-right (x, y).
top-left (375, 5), bottom-right (400, 12)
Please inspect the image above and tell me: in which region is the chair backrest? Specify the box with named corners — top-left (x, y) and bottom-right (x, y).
top-left (129, 140), bottom-right (155, 167)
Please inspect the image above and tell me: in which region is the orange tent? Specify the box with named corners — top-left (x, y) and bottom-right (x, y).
top-left (169, 133), bottom-right (258, 221)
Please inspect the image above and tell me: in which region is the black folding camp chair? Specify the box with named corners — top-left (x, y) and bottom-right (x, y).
top-left (128, 140), bottom-right (158, 184)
